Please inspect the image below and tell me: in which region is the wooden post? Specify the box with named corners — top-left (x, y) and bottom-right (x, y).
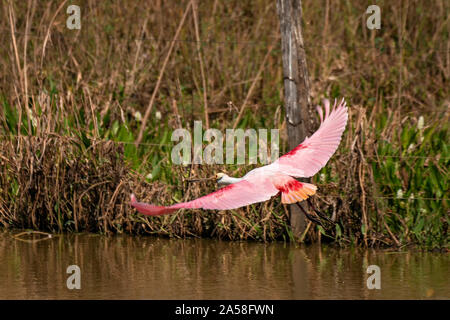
top-left (276, 0), bottom-right (312, 239)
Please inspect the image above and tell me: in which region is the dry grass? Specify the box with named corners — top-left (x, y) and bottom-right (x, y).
top-left (0, 134), bottom-right (291, 240)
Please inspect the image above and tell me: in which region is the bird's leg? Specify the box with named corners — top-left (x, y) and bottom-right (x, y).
top-left (295, 202), bottom-right (324, 228)
top-left (307, 198), bottom-right (335, 224)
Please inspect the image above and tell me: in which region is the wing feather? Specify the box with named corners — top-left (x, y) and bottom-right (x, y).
top-left (177, 178), bottom-right (277, 210)
top-left (269, 98), bottom-right (348, 178)
top-left (130, 175), bottom-right (279, 216)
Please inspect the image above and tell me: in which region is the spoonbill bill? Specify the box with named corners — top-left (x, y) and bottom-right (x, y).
top-left (131, 99), bottom-right (348, 225)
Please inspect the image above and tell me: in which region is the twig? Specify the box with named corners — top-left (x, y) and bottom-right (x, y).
top-left (40, 0), bottom-right (67, 68)
top-left (232, 39), bottom-right (277, 129)
top-left (135, 1), bottom-right (192, 147)
top-left (382, 217), bottom-right (401, 246)
top-left (192, 0), bottom-right (209, 129)
top-left (13, 230), bottom-right (55, 243)
top-left (299, 221), bottom-right (312, 243)
top-left (125, 18), bottom-right (148, 96)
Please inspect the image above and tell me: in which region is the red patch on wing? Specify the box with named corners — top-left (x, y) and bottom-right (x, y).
top-left (273, 178), bottom-right (317, 204)
top-left (276, 179), bottom-right (304, 193)
top-left (282, 144), bottom-right (307, 158)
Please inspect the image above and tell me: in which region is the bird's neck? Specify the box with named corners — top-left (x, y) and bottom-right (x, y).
top-left (219, 176), bottom-right (243, 186)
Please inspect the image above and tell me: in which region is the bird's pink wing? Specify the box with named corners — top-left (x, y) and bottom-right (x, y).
top-left (270, 98), bottom-right (348, 178)
top-left (130, 176), bottom-right (279, 216)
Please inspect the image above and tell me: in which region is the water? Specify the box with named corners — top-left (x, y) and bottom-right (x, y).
top-left (0, 232), bottom-right (448, 299)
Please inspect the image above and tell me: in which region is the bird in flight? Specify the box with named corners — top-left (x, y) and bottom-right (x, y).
top-left (131, 99), bottom-right (348, 226)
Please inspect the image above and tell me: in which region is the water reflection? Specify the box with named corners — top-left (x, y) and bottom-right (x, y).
top-left (0, 232), bottom-right (448, 299)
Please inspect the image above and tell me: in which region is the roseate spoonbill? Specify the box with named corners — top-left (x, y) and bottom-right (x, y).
top-left (131, 98), bottom-right (348, 226)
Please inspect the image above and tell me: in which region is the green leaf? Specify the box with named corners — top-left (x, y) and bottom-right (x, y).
top-left (413, 217), bottom-right (425, 234)
top-left (336, 224), bottom-right (342, 238)
top-left (361, 223), bottom-right (367, 235)
top-left (151, 164), bottom-right (161, 180)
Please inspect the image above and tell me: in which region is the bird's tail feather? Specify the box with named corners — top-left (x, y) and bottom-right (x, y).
top-left (280, 181), bottom-right (317, 204)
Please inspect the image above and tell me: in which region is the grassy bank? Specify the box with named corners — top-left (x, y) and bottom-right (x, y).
top-left (0, 0), bottom-right (448, 248)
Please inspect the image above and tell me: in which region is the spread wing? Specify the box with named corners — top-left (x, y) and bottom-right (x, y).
top-left (130, 175), bottom-right (279, 216)
top-left (270, 98), bottom-right (348, 178)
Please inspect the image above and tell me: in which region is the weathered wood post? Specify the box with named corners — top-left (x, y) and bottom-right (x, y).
top-left (276, 0), bottom-right (312, 238)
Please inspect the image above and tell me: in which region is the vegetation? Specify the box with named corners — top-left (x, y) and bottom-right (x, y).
top-left (0, 0), bottom-right (448, 248)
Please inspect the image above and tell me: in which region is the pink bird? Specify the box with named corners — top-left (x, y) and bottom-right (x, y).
top-left (131, 99), bottom-right (348, 225)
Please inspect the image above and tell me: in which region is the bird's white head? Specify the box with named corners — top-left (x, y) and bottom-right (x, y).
top-left (215, 172), bottom-right (228, 184)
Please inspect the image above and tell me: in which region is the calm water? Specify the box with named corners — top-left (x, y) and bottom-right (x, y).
top-left (0, 232), bottom-right (448, 299)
